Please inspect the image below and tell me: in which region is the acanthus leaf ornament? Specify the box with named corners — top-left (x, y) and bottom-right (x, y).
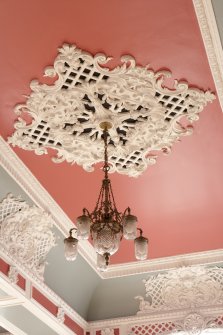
top-left (136, 266), bottom-right (223, 314)
top-left (0, 194), bottom-right (56, 279)
top-left (175, 312), bottom-right (216, 335)
top-left (8, 44), bottom-right (215, 177)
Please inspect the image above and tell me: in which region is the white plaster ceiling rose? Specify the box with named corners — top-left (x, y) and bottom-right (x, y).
top-left (8, 44), bottom-right (215, 177)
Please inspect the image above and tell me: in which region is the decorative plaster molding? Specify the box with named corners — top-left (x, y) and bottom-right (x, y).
top-left (175, 312), bottom-right (216, 335)
top-left (0, 246), bottom-right (88, 330)
top-left (102, 248), bottom-right (223, 278)
top-left (193, 0), bottom-right (223, 111)
top-left (8, 266), bottom-right (19, 285)
top-left (129, 313), bottom-right (217, 335)
top-left (8, 43), bottom-right (214, 177)
top-left (135, 266), bottom-right (223, 314)
top-left (57, 306), bottom-right (65, 324)
top-left (0, 136), bottom-right (99, 276)
top-left (88, 309), bottom-right (223, 331)
top-left (0, 194), bottom-right (56, 279)
top-left (101, 328), bottom-right (115, 335)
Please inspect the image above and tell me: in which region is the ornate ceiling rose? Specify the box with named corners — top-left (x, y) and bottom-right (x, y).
top-left (8, 44), bottom-right (215, 177)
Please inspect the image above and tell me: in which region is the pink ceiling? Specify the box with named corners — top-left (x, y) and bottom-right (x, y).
top-left (0, 0), bottom-right (223, 264)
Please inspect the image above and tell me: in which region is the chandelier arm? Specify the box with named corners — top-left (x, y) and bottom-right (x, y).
top-left (93, 183), bottom-right (104, 214)
top-left (108, 180), bottom-right (118, 213)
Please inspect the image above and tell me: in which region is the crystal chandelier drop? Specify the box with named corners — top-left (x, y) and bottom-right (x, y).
top-left (64, 122), bottom-right (148, 271)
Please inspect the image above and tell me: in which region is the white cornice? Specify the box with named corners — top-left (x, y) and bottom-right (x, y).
top-left (193, 0), bottom-right (223, 111)
top-left (102, 248), bottom-right (223, 278)
top-left (88, 306), bottom-right (223, 329)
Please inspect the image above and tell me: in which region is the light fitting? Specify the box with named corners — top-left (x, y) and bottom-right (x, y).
top-left (64, 122), bottom-right (148, 271)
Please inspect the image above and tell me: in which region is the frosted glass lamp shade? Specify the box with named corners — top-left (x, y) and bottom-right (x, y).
top-left (92, 223), bottom-right (122, 256)
top-left (96, 253), bottom-right (108, 272)
top-left (123, 214), bottom-right (137, 240)
top-left (134, 235), bottom-right (148, 260)
top-left (64, 236), bottom-right (78, 261)
top-left (76, 214), bottom-right (91, 240)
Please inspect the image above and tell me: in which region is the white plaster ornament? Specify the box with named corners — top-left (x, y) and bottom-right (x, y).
top-left (8, 44), bottom-right (215, 177)
top-left (135, 266), bottom-right (223, 314)
top-left (101, 328), bottom-right (115, 335)
top-left (8, 265), bottom-right (19, 285)
top-left (0, 194), bottom-right (56, 278)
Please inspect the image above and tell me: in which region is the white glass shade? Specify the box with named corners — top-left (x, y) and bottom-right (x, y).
top-left (134, 235), bottom-right (148, 260)
top-left (92, 223), bottom-right (122, 256)
top-left (123, 214), bottom-right (137, 240)
top-left (64, 236), bottom-right (78, 261)
top-left (76, 214), bottom-right (91, 240)
top-left (96, 253), bottom-right (108, 272)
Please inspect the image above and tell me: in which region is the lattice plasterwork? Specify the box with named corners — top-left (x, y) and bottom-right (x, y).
top-left (8, 43), bottom-right (215, 177)
top-left (0, 194), bottom-right (56, 278)
top-left (130, 313), bottom-right (218, 335)
top-left (135, 266), bottom-right (223, 314)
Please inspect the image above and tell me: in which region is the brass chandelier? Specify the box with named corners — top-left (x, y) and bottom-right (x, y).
top-left (64, 122), bottom-right (148, 271)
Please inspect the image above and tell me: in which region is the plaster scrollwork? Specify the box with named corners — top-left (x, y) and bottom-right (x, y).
top-left (176, 312), bottom-right (216, 335)
top-left (0, 194), bottom-right (56, 279)
top-left (8, 265), bottom-right (19, 284)
top-left (135, 266), bottom-right (223, 314)
top-left (101, 328), bottom-right (115, 335)
top-left (8, 43), bottom-right (215, 177)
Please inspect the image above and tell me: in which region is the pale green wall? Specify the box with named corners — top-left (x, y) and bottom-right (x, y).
top-left (44, 231), bottom-right (101, 319)
top-left (87, 273), bottom-right (146, 321)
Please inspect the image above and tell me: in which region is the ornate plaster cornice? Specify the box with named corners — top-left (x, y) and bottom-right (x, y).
top-left (102, 248), bottom-right (223, 278)
top-left (193, 0), bottom-right (223, 111)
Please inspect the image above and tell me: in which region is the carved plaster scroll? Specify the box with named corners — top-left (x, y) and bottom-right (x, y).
top-left (8, 44), bottom-right (215, 177)
top-left (135, 266), bottom-right (223, 314)
top-left (0, 194), bottom-right (56, 279)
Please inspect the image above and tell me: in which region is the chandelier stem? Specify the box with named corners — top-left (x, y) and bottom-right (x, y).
top-left (103, 128), bottom-right (109, 180)
top-left (103, 128), bottom-right (110, 216)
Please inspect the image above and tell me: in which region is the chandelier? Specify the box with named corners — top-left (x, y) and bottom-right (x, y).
top-left (64, 122), bottom-right (148, 271)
